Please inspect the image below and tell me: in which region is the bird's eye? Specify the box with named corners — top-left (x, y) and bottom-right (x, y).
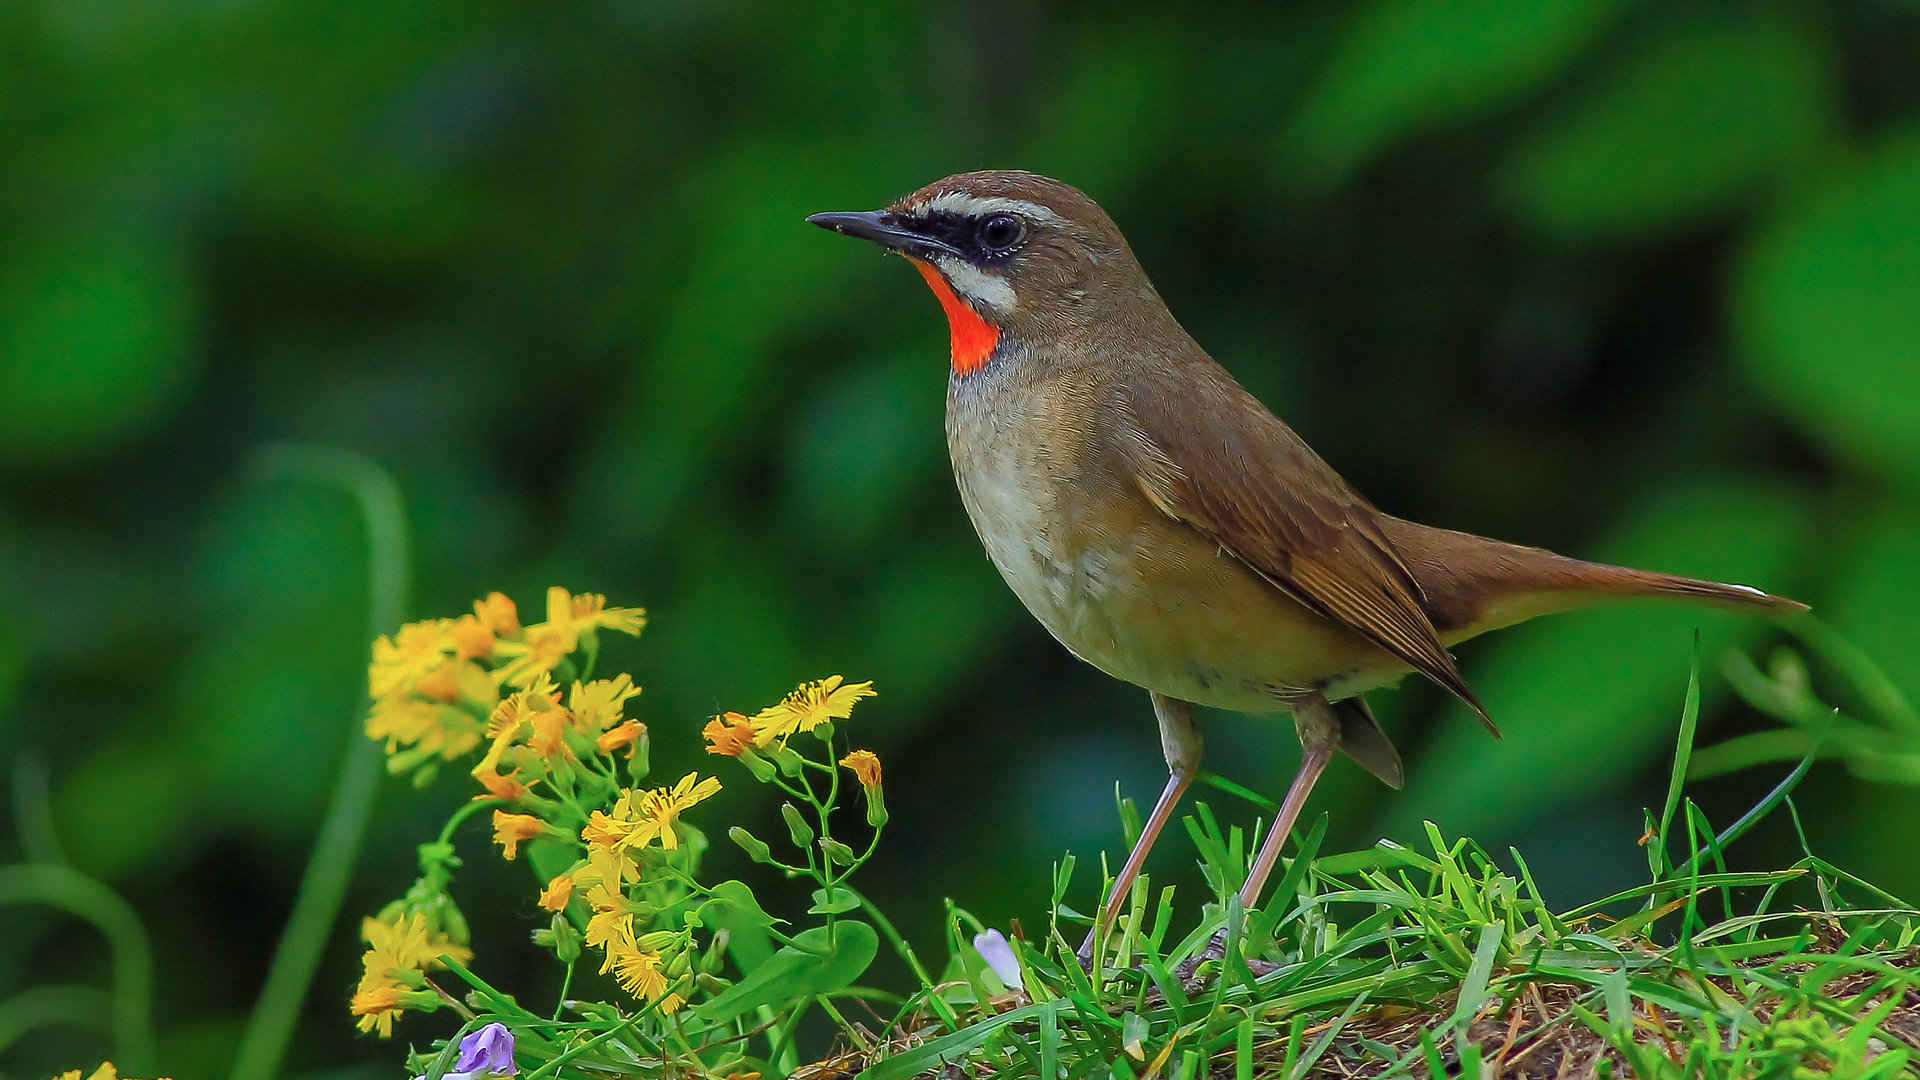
top-left (977, 213), bottom-right (1026, 254)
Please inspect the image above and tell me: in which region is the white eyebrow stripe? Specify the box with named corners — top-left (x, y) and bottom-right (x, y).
top-left (916, 192), bottom-right (1063, 225)
top-left (933, 256), bottom-right (1016, 312)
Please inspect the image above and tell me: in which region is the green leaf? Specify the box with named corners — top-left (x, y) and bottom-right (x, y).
top-left (1282, 0), bottom-right (1623, 187)
top-left (1651, 640), bottom-right (1704, 881)
top-left (858, 1001), bottom-right (1067, 1080)
top-left (703, 880), bottom-right (780, 974)
top-left (702, 881), bottom-right (779, 930)
top-left (1736, 127), bottom-right (1920, 486)
top-left (692, 920), bottom-right (876, 1024)
top-left (808, 886), bottom-right (861, 915)
top-left (1502, 12), bottom-right (1835, 240)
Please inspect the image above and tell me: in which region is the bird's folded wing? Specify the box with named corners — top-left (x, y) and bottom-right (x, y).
top-left (1117, 366), bottom-right (1495, 732)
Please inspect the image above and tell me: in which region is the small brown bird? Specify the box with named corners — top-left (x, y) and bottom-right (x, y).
top-left (808, 171), bottom-right (1803, 957)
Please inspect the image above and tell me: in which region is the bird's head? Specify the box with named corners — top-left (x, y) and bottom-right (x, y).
top-left (808, 170), bottom-right (1160, 377)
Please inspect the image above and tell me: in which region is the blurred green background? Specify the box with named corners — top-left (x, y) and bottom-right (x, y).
top-left (5, 0), bottom-right (1920, 1074)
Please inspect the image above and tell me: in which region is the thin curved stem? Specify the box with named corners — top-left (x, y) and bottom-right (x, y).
top-left (229, 444), bottom-right (408, 1080)
top-left (12, 752), bottom-right (68, 865)
top-left (0, 985), bottom-right (114, 1055)
top-left (0, 865), bottom-right (155, 1065)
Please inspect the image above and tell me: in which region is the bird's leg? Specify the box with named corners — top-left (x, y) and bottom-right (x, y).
top-left (1237, 693), bottom-right (1339, 912)
top-left (1178, 696), bottom-right (1339, 978)
top-left (1078, 693), bottom-right (1200, 963)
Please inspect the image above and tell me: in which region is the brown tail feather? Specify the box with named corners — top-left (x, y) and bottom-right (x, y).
top-left (1375, 516), bottom-right (1807, 639)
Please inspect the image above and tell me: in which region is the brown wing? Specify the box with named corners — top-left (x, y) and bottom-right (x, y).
top-left (1115, 361), bottom-right (1496, 733)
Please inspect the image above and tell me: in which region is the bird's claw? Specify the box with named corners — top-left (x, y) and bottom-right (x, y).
top-left (1174, 928), bottom-right (1278, 984)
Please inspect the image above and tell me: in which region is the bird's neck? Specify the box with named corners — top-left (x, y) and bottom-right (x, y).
top-left (910, 259), bottom-right (1001, 377)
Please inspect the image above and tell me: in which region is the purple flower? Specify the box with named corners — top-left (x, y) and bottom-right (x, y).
top-left (972, 929), bottom-right (1023, 990)
top-left (456, 1023), bottom-right (515, 1075)
top-left (416, 1022), bottom-right (516, 1079)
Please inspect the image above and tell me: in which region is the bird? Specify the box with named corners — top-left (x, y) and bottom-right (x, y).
top-left (806, 170), bottom-right (1805, 959)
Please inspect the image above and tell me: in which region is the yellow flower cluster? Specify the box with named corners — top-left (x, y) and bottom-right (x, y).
top-left (349, 912), bottom-right (472, 1037)
top-left (534, 772), bottom-right (719, 1012)
top-left (472, 670), bottom-right (648, 807)
top-left (51, 1066), bottom-right (172, 1080)
top-left (357, 584), bottom-right (898, 1040)
top-left (364, 588), bottom-right (646, 780)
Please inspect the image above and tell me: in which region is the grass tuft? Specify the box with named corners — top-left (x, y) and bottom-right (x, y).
top-left (828, 645), bottom-right (1920, 1080)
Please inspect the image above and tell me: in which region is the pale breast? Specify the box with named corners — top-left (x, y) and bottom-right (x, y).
top-left (945, 367), bottom-right (1404, 714)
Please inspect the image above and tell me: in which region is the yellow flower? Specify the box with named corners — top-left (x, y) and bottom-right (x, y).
top-left (471, 727), bottom-right (534, 801)
top-left (492, 810), bottom-right (546, 860)
top-left (585, 844), bottom-right (638, 889)
top-left (474, 591), bottom-right (521, 636)
top-left (363, 912), bottom-right (471, 970)
top-left (528, 707), bottom-right (573, 761)
top-left (582, 774), bottom-right (720, 853)
top-left (611, 945), bottom-right (682, 1011)
top-left (547, 586), bottom-right (648, 646)
top-left (449, 613), bottom-right (496, 660)
top-left (368, 619), bottom-right (454, 697)
top-left (487, 589), bottom-right (644, 686)
top-left (486, 674), bottom-right (562, 738)
top-left (350, 982), bottom-right (405, 1038)
top-left (366, 696), bottom-right (483, 761)
top-left (571, 674), bottom-right (642, 731)
top-left (641, 773), bottom-right (721, 850)
top-left (581, 792), bottom-right (649, 851)
top-left (840, 749), bottom-right (882, 788)
top-left (703, 712), bottom-right (762, 756)
top-left (585, 905), bottom-right (637, 962)
top-left (538, 873), bottom-right (575, 912)
top-left (352, 913), bottom-right (468, 1037)
top-left (50, 1067), bottom-right (172, 1080)
top-left (751, 676), bottom-right (876, 743)
top-left (596, 720), bottom-right (645, 755)
top-left (491, 626), bottom-right (572, 688)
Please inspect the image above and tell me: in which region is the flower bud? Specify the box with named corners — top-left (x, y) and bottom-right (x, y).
top-left (769, 743), bottom-right (806, 778)
top-left (534, 914), bottom-right (583, 964)
top-left (737, 747), bottom-right (778, 783)
top-left (729, 826), bottom-right (774, 864)
top-left (438, 902), bottom-right (472, 947)
top-left (864, 786), bottom-right (889, 828)
top-left (821, 838), bottom-right (856, 866)
top-left (780, 803), bottom-right (814, 848)
top-left (627, 723), bottom-right (652, 781)
top-left (701, 929), bottom-right (730, 974)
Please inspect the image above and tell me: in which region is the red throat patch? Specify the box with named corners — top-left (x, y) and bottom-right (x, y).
top-left (909, 258), bottom-right (999, 376)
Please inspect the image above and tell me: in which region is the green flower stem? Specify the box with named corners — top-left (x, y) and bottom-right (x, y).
top-left (814, 994), bottom-right (872, 1050)
top-left (438, 797), bottom-right (506, 846)
top-left (849, 884), bottom-right (959, 1029)
top-left (552, 957), bottom-right (576, 1021)
top-left (0, 865), bottom-right (154, 1065)
top-left (523, 1013), bottom-right (645, 1080)
top-left (230, 444), bottom-right (407, 1080)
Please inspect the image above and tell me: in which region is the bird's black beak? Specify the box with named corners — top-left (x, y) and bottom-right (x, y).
top-left (806, 210), bottom-right (962, 259)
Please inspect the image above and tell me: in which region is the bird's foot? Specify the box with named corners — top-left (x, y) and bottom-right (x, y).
top-left (1174, 928), bottom-right (1278, 987)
